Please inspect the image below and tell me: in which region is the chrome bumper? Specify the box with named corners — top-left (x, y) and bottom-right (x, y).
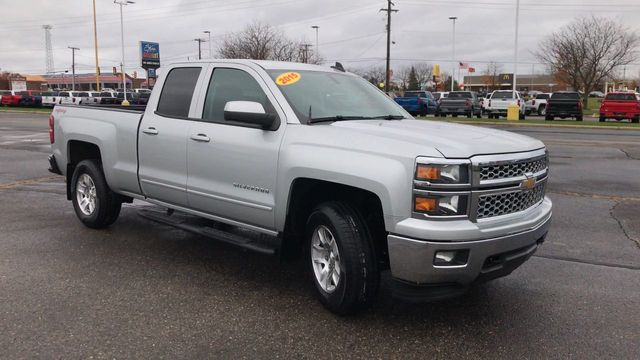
top-left (388, 203), bottom-right (552, 285)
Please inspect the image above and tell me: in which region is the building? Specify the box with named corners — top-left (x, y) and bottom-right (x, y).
top-left (463, 73), bottom-right (570, 93)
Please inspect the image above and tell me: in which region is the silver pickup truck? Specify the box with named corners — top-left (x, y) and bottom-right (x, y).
top-left (48, 60), bottom-right (552, 315)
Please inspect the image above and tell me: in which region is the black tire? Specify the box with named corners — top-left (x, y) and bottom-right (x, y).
top-left (632, 116), bottom-right (639, 124)
top-left (599, 116), bottom-right (606, 123)
top-left (452, 114), bottom-right (458, 118)
top-left (466, 110), bottom-right (472, 118)
top-left (520, 112), bottom-right (526, 120)
top-left (545, 115), bottom-right (554, 121)
top-left (476, 111), bottom-right (482, 119)
top-left (576, 115), bottom-right (583, 121)
top-left (305, 201), bottom-right (379, 316)
top-left (71, 160), bottom-right (122, 229)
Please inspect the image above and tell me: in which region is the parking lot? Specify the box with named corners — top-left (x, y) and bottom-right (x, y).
top-left (1, 111), bottom-right (638, 358)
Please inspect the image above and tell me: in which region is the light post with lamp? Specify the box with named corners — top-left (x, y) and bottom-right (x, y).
top-left (114, 0), bottom-right (134, 106)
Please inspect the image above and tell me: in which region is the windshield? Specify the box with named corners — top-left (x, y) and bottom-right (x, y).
top-left (403, 91), bottom-right (427, 98)
top-left (536, 94), bottom-right (550, 99)
top-left (448, 92), bottom-right (472, 99)
top-left (266, 70), bottom-right (405, 123)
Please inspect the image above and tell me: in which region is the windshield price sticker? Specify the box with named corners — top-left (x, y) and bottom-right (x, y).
top-left (275, 72), bottom-right (301, 86)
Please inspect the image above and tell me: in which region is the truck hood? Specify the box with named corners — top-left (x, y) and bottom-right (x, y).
top-left (330, 119), bottom-right (545, 158)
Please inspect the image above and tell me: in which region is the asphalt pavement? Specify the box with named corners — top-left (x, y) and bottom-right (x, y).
top-left (0, 112), bottom-right (638, 359)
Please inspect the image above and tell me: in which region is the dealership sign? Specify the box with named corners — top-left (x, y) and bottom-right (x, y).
top-left (9, 75), bottom-right (27, 92)
top-left (140, 41), bottom-right (160, 69)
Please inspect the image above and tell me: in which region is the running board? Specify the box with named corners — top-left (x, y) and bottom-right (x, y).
top-left (137, 208), bottom-right (279, 255)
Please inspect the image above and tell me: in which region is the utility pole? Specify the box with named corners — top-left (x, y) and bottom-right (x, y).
top-left (68, 47), bottom-right (79, 91)
top-left (114, 0), bottom-right (134, 105)
top-left (380, 1), bottom-right (398, 93)
top-left (449, 16), bottom-right (457, 92)
top-left (513, 0), bottom-right (520, 97)
top-left (203, 31), bottom-right (212, 58)
top-left (92, 0), bottom-right (100, 91)
top-left (194, 38), bottom-right (205, 60)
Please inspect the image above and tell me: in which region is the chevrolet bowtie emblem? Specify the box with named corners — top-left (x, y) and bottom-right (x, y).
top-left (521, 173), bottom-right (536, 190)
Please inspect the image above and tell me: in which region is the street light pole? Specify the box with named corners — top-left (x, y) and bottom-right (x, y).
top-left (311, 25), bottom-right (319, 59)
top-left (449, 16), bottom-right (457, 92)
top-left (92, 0), bottom-right (100, 91)
top-left (68, 46), bottom-right (79, 91)
top-left (513, 0), bottom-right (520, 97)
top-left (203, 31), bottom-right (212, 58)
top-left (194, 38), bottom-right (205, 60)
top-left (114, 0), bottom-right (134, 106)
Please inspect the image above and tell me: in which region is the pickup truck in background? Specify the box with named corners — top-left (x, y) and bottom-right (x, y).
top-left (525, 93), bottom-right (551, 116)
top-left (0, 90), bottom-right (22, 106)
top-left (42, 91), bottom-right (61, 107)
top-left (599, 92), bottom-right (640, 123)
top-left (432, 91), bottom-right (449, 101)
top-left (393, 90), bottom-right (437, 115)
top-left (49, 60), bottom-right (552, 315)
top-left (486, 90), bottom-right (525, 119)
top-left (18, 90), bottom-right (43, 107)
top-left (545, 91), bottom-right (583, 121)
top-left (436, 91), bottom-right (482, 118)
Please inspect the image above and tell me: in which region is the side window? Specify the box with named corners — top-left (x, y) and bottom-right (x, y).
top-left (202, 68), bottom-right (273, 123)
top-left (156, 67), bottom-right (201, 118)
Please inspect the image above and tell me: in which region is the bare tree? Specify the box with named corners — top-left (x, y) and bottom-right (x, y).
top-left (534, 16), bottom-right (638, 105)
top-left (412, 63), bottom-right (433, 89)
top-left (482, 61), bottom-right (503, 91)
top-left (218, 22), bottom-right (305, 62)
top-left (395, 66), bottom-right (412, 90)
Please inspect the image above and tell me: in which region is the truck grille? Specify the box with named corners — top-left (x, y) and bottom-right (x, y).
top-left (479, 157), bottom-right (547, 181)
top-left (477, 181), bottom-right (546, 219)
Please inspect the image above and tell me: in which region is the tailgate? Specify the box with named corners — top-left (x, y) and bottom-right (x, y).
top-left (602, 101), bottom-right (638, 113)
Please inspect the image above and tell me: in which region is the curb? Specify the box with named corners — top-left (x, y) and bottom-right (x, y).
top-left (0, 109), bottom-right (52, 115)
top-left (424, 119), bottom-right (640, 131)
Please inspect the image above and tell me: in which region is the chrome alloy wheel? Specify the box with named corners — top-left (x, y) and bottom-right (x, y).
top-left (76, 173), bottom-right (97, 216)
top-left (311, 225), bottom-right (341, 293)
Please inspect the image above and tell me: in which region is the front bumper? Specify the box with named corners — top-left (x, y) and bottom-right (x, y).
top-left (387, 198), bottom-right (551, 299)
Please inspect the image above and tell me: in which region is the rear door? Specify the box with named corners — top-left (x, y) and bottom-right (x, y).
top-left (138, 65), bottom-right (207, 206)
top-left (185, 64), bottom-right (286, 230)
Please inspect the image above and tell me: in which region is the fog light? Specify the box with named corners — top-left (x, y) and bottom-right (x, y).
top-left (434, 250), bottom-right (469, 266)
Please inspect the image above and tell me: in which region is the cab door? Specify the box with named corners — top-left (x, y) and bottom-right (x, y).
top-left (138, 65), bottom-right (207, 206)
top-left (185, 64), bottom-right (286, 230)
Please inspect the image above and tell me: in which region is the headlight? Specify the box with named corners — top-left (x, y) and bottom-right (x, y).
top-left (414, 193), bottom-right (469, 216)
top-left (415, 163), bottom-right (469, 185)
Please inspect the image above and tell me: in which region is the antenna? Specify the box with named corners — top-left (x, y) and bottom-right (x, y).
top-left (43, 25), bottom-right (54, 74)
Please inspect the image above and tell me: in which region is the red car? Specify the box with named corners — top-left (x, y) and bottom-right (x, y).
top-left (0, 90), bottom-right (22, 106)
top-left (599, 92), bottom-right (640, 123)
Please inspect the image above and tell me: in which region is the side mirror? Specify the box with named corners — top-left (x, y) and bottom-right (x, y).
top-left (223, 101), bottom-right (277, 130)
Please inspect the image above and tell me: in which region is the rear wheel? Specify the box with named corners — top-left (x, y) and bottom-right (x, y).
top-left (306, 201), bottom-right (379, 316)
top-left (576, 115), bottom-right (583, 121)
top-left (519, 112), bottom-right (526, 120)
top-left (633, 116), bottom-right (640, 124)
top-left (538, 105), bottom-right (546, 116)
top-left (71, 160), bottom-right (122, 229)
top-left (599, 116), bottom-right (606, 123)
top-left (545, 115), bottom-right (554, 121)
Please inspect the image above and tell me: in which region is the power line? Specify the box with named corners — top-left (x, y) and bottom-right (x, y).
top-left (380, 0), bottom-right (398, 92)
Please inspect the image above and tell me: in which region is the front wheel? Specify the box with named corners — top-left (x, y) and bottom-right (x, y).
top-left (71, 160), bottom-right (122, 229)
top-left (538, 105), bottom-right (546, 116)
top-left (306, 201), bottom-right (379, 315)
top-left (576, 115), bottom-right (583, 121)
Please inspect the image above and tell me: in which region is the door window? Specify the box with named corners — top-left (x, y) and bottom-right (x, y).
top-left (202, 68), bottom-right (273, 123)
top-left (156, 67), bottom-right (201, 117)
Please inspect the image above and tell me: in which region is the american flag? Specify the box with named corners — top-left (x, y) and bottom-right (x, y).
top-left (459, 62), bottom-right (469, 69)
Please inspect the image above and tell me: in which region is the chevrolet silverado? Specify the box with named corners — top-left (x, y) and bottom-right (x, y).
top-left (48, 60), bottom-right (552, 315)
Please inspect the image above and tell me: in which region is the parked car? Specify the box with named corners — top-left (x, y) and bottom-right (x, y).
top-left (115, 91), bottom-right (142, 105)
top-left (59, 91), bottom-right (84, 105)
top-left (436, 91), bottom-right (482, 118)
top-left (393, 91), bottom-right (437, 116)
top-left (486, 90), bottom-right (525, 119)
top-left (133, 88), bottom-right (152, 94)
top-left (589, 91), bottom-right (605, 98)
top-left (49, 59), bottom-right (552, 316)
top-left (41, 91), bottom-right (61, 107)
top-left (0, 90), bottom-right (22, 106)
top-left (545, 91), bottom-right (583, 121)
top-left (17, 90), bottom-right (42, 107)
top-left (599, 92), bottom-right (640, 123)
top-left (98, 91), bottom-right (119, 105)
top-left (525, 93), bottom-right (551, 116)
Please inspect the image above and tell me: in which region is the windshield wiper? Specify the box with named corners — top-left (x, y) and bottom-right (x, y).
top-left (308, 115), bottom-right (367, 124)
top-left (366, 115), bottom-right (405, 120)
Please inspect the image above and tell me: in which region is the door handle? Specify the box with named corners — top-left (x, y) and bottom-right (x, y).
top-left (190, 133), bottom-right (211, 143)
top-left (142, 127), bottom-right (158, 135)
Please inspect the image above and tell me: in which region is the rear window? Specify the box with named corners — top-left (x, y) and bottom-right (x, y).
top-left (100, 92), bottom-right (113, 97)
top-left (491, 91), bottom-right (515, 99)
top-left (59, 92), bottom-right (69, 97)
top-left (403, 91), bottom-right (427, 98)
top-left (536, 94), bottom-right (550, 99)
top-left (71, 92), bottom-right (81, 97)
top-left (78, 92), bottom-right (89, 97)
top-left (157, 67), bottom-right (202, 118)
top-left (605, 93), bottom-right (637, 101)
top-left (448, 92), bottom-right (472, 99)
top-left (19, 91), bottom-right (30, 96)
top-left (552, 92), bottom-right (580, 99)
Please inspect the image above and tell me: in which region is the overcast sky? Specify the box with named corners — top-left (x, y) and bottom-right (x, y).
top-left (1, 0), bottom-right (639, 79)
